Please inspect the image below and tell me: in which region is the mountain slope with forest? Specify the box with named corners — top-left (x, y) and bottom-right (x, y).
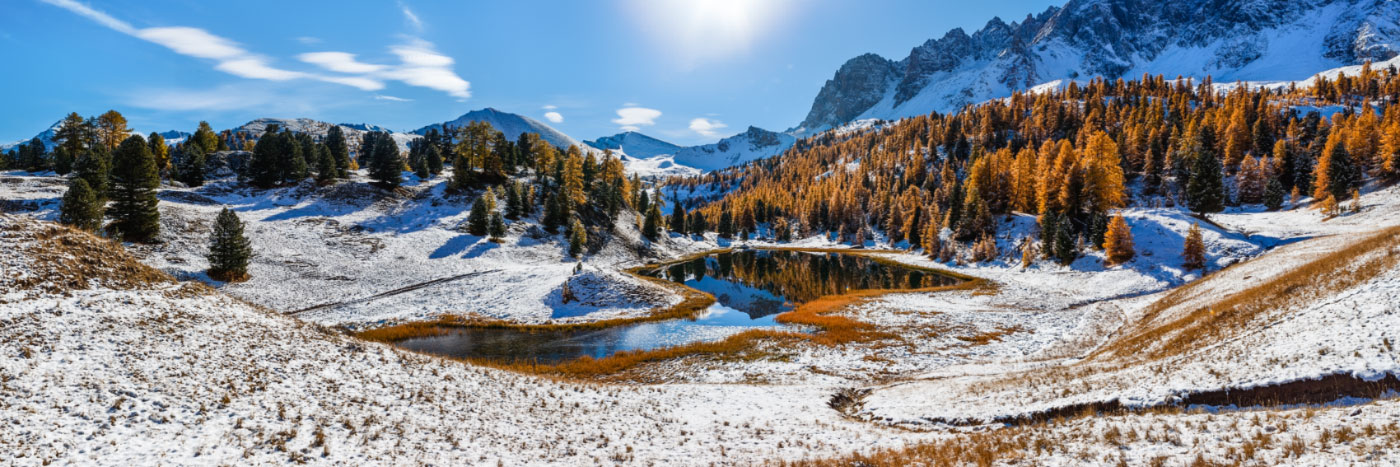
top-left (795, 0), bottom-right (1400, 133)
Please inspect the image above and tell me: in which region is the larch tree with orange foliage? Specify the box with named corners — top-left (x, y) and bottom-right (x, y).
top-left (1102, 214), bottom-right (1135, 265)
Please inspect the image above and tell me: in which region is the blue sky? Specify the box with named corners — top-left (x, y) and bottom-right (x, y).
top-left (0, 0), bottom-right (1059, 145)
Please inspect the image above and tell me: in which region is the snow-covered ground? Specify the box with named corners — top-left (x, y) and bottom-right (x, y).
top-left (4, 168), bottom-right (1400, 464)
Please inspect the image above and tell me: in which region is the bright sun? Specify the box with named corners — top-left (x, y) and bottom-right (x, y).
top-left (628, 0), bottom-right (790, 67)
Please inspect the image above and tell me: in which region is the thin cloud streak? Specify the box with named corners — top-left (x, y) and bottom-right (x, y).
top-left (44, 0), bottom-right (469, 99)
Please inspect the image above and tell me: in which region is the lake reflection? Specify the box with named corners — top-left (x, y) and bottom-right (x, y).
top-left (397, 249), bottom-right (957, 364)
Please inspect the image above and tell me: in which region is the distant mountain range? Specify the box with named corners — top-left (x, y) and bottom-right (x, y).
top-left (1, 121), bottom-right (188, 153)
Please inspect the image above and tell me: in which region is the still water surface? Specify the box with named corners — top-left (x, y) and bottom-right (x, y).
top-left (398, 249), bottom-right (956, 363)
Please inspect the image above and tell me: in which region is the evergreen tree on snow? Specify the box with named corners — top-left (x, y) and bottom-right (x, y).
top-left (207, 207), bottom-right (252, 282)
top-left (107, 135), bottom-right (160, 242)
top-left (59, 178), bottom-right (102, 232)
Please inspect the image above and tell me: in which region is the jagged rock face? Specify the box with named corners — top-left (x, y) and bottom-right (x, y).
top-left (797, 54), bottom-right (899, 132)
top-left (797, 0), bottom-right (1400, 132)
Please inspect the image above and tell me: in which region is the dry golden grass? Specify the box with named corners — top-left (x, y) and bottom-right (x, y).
top-left (1099, 225), bottom-right (1400, 362)
top-left (1, 217), bottom-right (173, 297)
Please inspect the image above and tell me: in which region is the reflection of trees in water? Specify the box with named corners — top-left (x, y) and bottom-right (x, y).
top-left (654, 251), bottom-right (957, 304)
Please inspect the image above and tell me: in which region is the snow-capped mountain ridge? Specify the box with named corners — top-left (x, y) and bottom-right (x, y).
top-left (672, 126), bottom-right (797, 172)
top-left (414, 108), bottom-right (587, 152)
top-left (584, 131), bottom-right (682, 159)
top-left (795, 0), bottom-right (1400, 133)
top-left (233, 118), bottom-right (419, 152)
top-left (2, 121), bottom-right (188, 153)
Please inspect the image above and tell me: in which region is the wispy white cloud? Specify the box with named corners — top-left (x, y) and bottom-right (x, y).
top-left (297, 52), bottom-right (387, 74)
top-left (40, 0), bottom-right (135, 34)
top-left (542, 104), bottom-right (558, 110)
top-left (689, 117), bottom-right (728, 138)
top-left (543, 111), bottom-right (564, 123)
top-left (399, 2), bottom-right (424, 33)
top-left (45, 0), bottom-right (470, 100)
top-left (374, 94), bottom-right (412, 102)
top-left (296, 36), bottom-right (322, 45)
top-left (613, 106), bottom-right (661, 132)
top-left (379, 39), bottom-right (471, 99)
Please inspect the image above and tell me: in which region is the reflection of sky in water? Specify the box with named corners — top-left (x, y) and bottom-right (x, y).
top-left (611, 303), bottom-right (783, 350)
top-left (398, 250), bottom-right (955, 363)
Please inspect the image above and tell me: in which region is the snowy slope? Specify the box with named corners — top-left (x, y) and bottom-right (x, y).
top-left (672, 126), bottom-right (796, 172)
top-left (795, 0), bottom-right (1400, 133)
top-left (233, 118), bottom-right (419, 153)
top-left (584, 131), bottom-right (682, 159)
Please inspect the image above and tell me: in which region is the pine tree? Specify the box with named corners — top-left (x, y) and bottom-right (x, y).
top-left (59, 178), bottom-right (102, 231)
top-left (1263, 174), bottom-right (1285, 211)
top-left (367, 133), bottom-right (402, 188)
top-left (73, 149), bottom-right (110, 202)
top-left (426, 144), bottom-right (444, 175)
top-left (326, 126), bottom-right (351, 177)
top-left (410, 142), bottom-right (430, 179)
top-left (717, 210), bottom-right (735, 239)
top-left (52, 146), bottom-right (74, 175)
top-left (108, 136), bottom-right (161, 241)
top-left (542, 192), bottom-right (564, 233)
top-left (247, 128), bottom-right (282, 187)
top-left (466, 190), bottom-right (495, 236)
top-left (177, 145), bottom-right (207, 187)
top-left (668, 199), bottom-right (686, 233)
top-left (955, 188), bottom-right (994, 241)
top-left (1186, 149), bottom-right (1225, 214)
top-left (21, 138), bottom-right (47, 172)
top-left (313, 143), bottom-right (335, 184)
top-left (1102, 214), bottom-right (1135, 265)
top-left (642, 201), bottom-right (663, 241)
top-left (688, 210), bottom-right (708, 236)
top-left (1181, 223), bottom-right (1206, 271)
top-left (283, 132), bottom-right (309, 182)
top-left (567, 217), bottom-right (587, 258)
top-left (488, 211), bottom-right (507, 242)
top-left (54, 112), bottom-right (89, 156)
top-left (1053, 213), bottom-right (1077, 265)
top-left (207, 207), bottom-right (252, 282)
top-left (504, 181), bottom-right (523, 220)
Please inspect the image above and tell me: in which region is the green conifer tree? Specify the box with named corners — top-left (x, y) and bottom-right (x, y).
top-left (367, 133), bottom-right (402, 188)
top-left (59, 178), bottom-right (102, 231)
top-left (207, 207), bottom-right (252, 282)
top-left (73, 148), bottom-right (110, 202)
top-left (1186, 150), bottom-right (1225, 214)
top-left (466, 190), bottom-right (495, 236)
top-left (326, 126), bottom-right (351, 177)
top-left (177, 145), bottom-right (207, 187)
top-left (642, 201), bottom-right (663, 241)
top-left (488, 211), bottom-right (507, 241)
top-left (107, 135), bottom-right (160, 241)
top-left (668, 199), bottom-right (686, 233)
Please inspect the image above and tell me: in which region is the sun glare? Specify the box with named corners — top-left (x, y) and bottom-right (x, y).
top-left (629, 0), bottom-right (790, 67)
